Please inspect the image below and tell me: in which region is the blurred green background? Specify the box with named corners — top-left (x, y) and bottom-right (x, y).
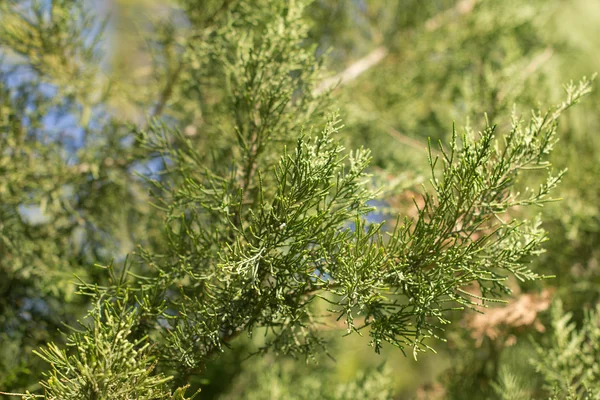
top-left (1, 0), bottom-right (599, 398)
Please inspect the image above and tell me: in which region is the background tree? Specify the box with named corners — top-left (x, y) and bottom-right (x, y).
top-left (0, 0), bottom-right (598, 399)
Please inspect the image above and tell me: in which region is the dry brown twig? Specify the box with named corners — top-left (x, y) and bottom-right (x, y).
top-left (314, 46), bottom-right (389, 95)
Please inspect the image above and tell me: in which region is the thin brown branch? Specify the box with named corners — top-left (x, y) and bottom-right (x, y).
top-left (314, 46), bottom-right (389, 95)
top-left (522, 47), bottom-right (554, 77)
top-left (497, 47), bottom-right (554, 103)
top-left (0, 392), bottom-right (42, 398)
top-left (240, 133), bottom-right (259, 201)
top-left (384, 126), bottom-right (436, 154)
top-left (151, 62), bottom-right (183, 119)
top-left (424, 0), bottom-right (481, 31)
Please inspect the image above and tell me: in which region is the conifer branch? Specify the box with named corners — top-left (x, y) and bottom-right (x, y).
top-left (2, 0), bottom-right (595, 398)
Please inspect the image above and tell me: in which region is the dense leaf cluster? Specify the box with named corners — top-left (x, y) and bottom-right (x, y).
top-left (0, 0), bottom-right (597, 399)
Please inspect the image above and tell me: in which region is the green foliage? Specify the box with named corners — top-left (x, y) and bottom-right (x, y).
top-left (532, 300), bottom-right (600, 399)
top-left (485, 299), bottom-right (600, 400)
top-left (26, 296), bottom-right (197, 400)
top-left (0, 0), bottom-right (106, 123)
top-left (0, 0), bottom-right (160, 392)
top-left (138, 116), bottom-right (374, 370)
top-left (220, 359), bottom-right (393, 400)
top-left (336, 0), bottom-right (564, 173)
top-left (491, 367), bottom-right (530, 400)
top-left (0, 0), bottom-right (598, 398)
top-left (362, 80), bottom-right (590, 358)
